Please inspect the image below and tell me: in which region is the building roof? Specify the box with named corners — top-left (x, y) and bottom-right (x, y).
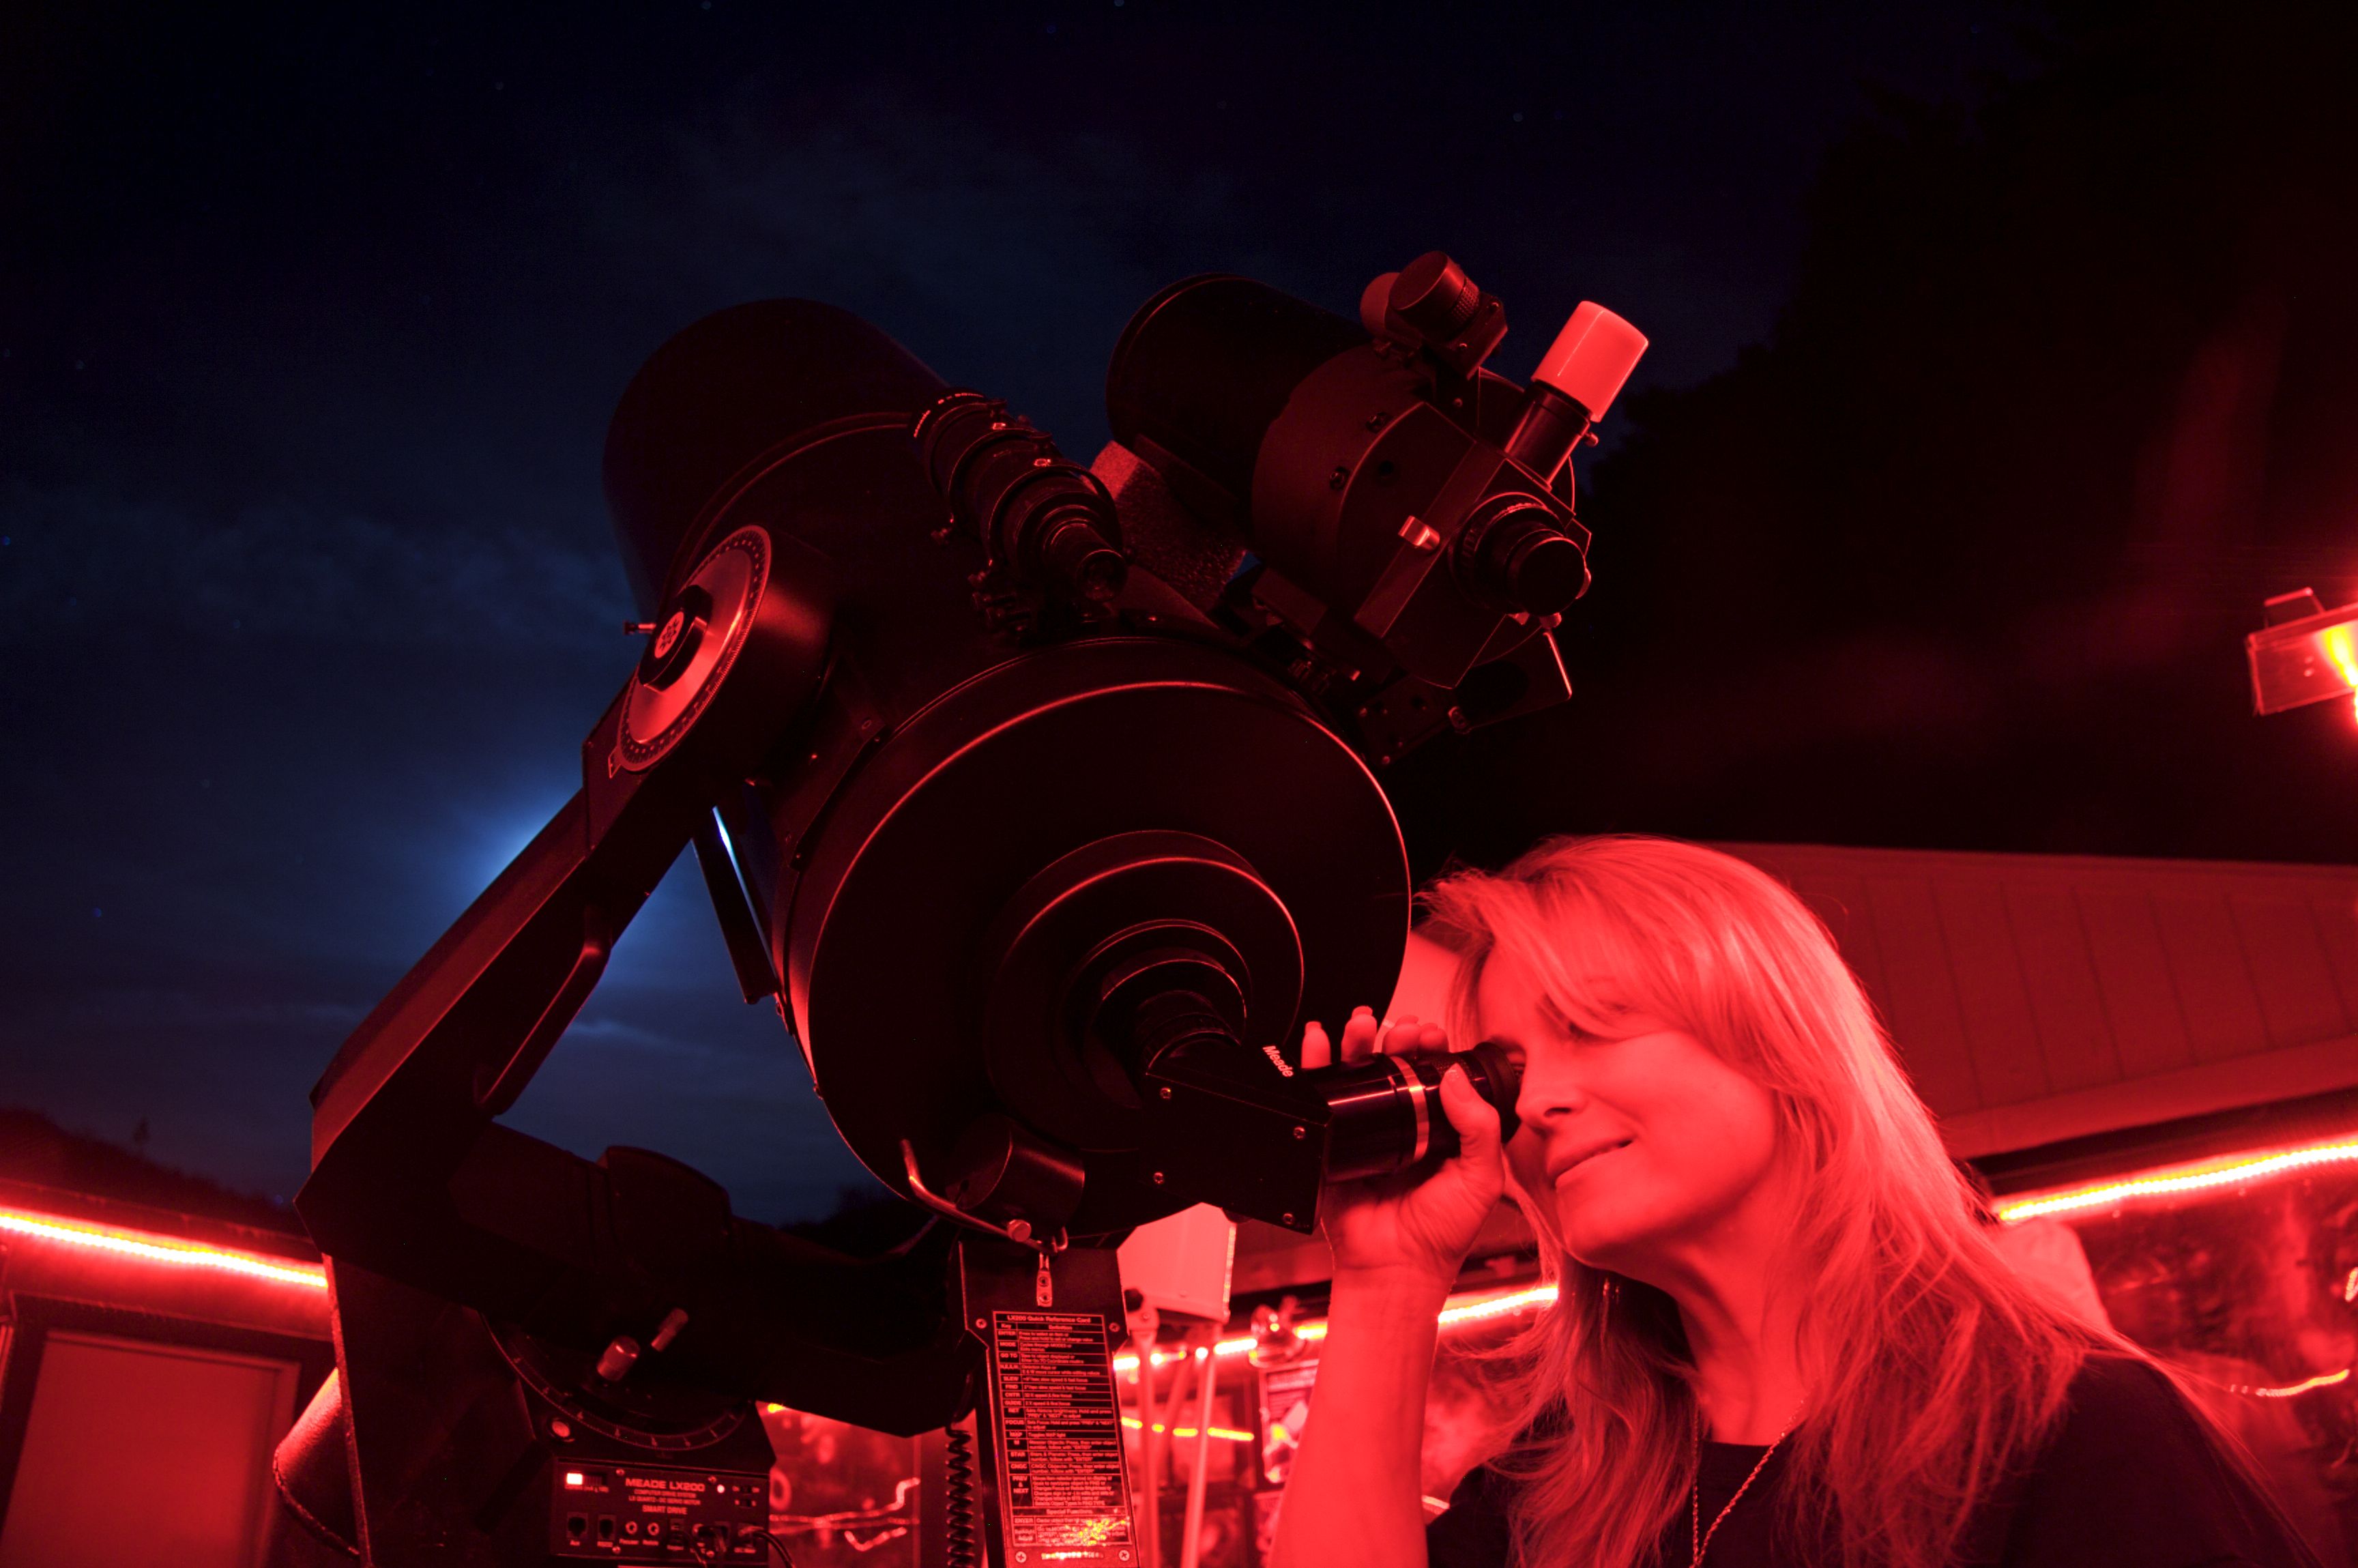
top-left (1723, 842), bottom-right (2358, 1159)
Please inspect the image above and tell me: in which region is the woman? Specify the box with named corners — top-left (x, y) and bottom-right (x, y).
top-left (1269, 835), bottom-right (2318, 1568)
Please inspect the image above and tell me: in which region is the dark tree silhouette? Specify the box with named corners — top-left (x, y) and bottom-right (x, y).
top-left (1396, 0), bottom-right (2358, 872)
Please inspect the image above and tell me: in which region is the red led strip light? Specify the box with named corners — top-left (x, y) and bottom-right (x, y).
top-left (1994, 1133), bottom-right (2358, 1223)
top-left (0, 1208), bottom-right (328, 1291)
top-left (1114, 1282), bottom-right (1560, 1374)
top-left (2231, 1367), bottom-right (2352, 1399)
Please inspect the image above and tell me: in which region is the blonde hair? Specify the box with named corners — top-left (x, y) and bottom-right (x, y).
top-left (1419, 835), bottom-right (2100, 1568)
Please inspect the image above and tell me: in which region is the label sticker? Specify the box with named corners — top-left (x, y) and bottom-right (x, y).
top-left (986, 1311), bottom-right (1137, 1565)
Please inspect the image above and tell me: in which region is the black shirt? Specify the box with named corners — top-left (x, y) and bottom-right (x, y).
top-left (1424, 1355), bottom-right (2323, 1567)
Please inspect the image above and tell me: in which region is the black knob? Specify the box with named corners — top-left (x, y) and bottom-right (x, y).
top-left (1390, 252), bottom-right (1482, 341)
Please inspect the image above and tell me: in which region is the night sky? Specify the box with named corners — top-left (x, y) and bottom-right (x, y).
top-left (5, 1), bottom-right (2349, 1224)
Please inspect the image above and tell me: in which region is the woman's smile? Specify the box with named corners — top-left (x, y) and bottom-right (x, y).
top-left (1548, 1136), bottom-right (1635, 1187)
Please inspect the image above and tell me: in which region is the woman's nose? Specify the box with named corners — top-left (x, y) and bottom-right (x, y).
top-left (1513, 1050), bottom-right (1587, 1127)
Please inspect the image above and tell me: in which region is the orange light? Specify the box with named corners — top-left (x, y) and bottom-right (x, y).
top-left (0, 1208), bottom-right (327, 1290)
top-left (2320, 624), bottom-right (2358, 721)
top-left (1994, 1133), bottom-right (2358, 1223)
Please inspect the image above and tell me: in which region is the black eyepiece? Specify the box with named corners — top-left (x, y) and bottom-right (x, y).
top-left (1315, 1041), bottom-right (1522, 1182)
top-left (915, 390), bottom-right (1126, 610)
top-left (1457, 497), bottom-right (1590, 618)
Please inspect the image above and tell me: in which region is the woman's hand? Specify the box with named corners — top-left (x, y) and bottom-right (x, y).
top-left (1302, 1007), bottom-right (1505, 1288)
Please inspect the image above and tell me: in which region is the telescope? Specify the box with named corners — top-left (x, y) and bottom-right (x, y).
top-left (280, 253), bottom-right (1644, 1566)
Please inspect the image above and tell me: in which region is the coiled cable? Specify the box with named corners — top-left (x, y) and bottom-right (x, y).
top-left (944, 1423), bottom-right (980, 1568)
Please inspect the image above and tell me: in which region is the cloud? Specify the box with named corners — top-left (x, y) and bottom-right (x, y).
top-left (583, 87), bottom-right (1284, 444)
top-left (0, 480), bottom-right (630, 650)
top-left (42, 989), bottom-right (369, 1033)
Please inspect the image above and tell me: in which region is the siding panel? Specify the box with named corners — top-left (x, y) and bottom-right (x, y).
top-left (1862, 876), bottom-right (1983, 1116)
top-left (2229, 897), bottom-right (2349, 1047)
top-left (2076, 889), bottom-right (2196, 1080)
top-left (2005, 885), bottom-right (2120, 1093)
top-left (2310, 890), bottom-right (2358, 1022)
top-left (2150, 895), bottom-right (2273, 1064)
top-left (1932, 880), bottom-right (2049, 1107)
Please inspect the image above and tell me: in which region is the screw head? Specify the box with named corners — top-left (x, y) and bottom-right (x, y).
top-left (1151, 1171), bottom-right (1165, 1185)
top-left (1159, 1086), bottom-right (1172, 1101)
top-left (1292, 1124), bottom-right (1306, 1139)
top-left (1281, 1213), bottom-right (1296, 1226)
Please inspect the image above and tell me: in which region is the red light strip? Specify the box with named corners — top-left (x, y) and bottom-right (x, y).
top-left (1119, 1416), bottom-right (1255, 1442)
top-left (0, 1209), bottom-right (328, 1290)
top-left (2228, 1367), bottom-right (2352, 1399)
top-left (1114, 1282), bottom-right (1560, 1374)
top-left (1994, 1133), bottom-right (2358, 1223)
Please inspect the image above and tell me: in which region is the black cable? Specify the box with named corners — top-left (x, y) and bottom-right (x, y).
top-left (745, 1526), bottom-right (798, 1567)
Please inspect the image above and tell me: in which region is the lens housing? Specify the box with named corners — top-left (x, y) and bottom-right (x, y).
top-left (1457, 496), bottom-right (1590, 618)
top-left (1316, 1042), bottom-right (1523, 1182)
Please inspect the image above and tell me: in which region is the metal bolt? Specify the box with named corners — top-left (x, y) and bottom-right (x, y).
top-left (1151, 1171), bottom-right (1165, 1185)
top-left (1292, 1124), bottom-right (1306, 1139)
top-left (1365, 411), bottom-right (1388, 430)
top-left (1328, 465), bottom-right (1349, 490)
top-left (1159, 1086), bottom-right (1172, 1101)
top-left (1281, 1213), bottom-right (1296, 1226)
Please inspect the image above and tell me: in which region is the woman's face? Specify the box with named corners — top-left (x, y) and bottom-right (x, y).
top-left (1479, 944), bottom-right (1790, 1286)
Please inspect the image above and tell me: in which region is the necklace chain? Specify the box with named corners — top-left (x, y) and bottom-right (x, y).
top-left (1687, 1404), bottom-right (1798, 1568)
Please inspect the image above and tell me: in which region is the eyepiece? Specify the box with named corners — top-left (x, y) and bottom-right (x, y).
top-left (914, 390), bottom-right (1126, 610)
top-left (1316, 1042), bottom-right (1522, 1182)
top-left (1457, 497), bottom-right (1590, 618)
top-left (1035, 509), bottom-right (1128, 603)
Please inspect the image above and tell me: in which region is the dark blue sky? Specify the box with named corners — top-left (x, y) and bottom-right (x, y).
top-left (2, 1), bottom-right (2027, 1219)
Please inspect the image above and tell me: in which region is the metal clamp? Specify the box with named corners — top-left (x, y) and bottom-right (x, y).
top-left (899, 1139), bottom-right (1069, 1255)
